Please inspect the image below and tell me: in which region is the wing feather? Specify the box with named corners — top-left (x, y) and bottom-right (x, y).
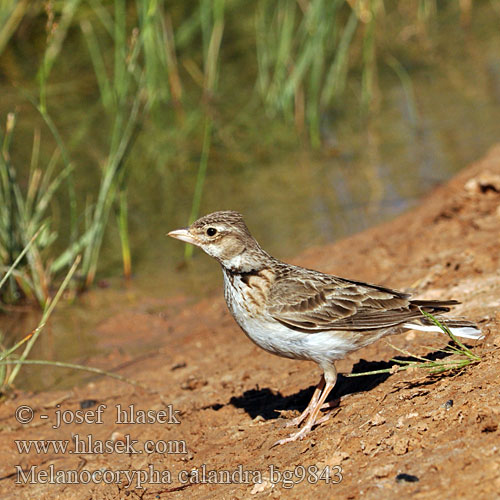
top-left (266, 269), bottom-right (452, 332)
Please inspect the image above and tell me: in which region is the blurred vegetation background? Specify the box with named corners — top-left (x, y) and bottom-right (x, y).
top-left (1, 0), bottom-right (500, 307)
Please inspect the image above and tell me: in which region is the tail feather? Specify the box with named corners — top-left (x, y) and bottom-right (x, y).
top-left (405, 299), bottom-right (483, 340)
top-left (404, 317), bottom-right (484, 340)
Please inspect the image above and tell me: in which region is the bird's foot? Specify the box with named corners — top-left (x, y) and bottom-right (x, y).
top-left (285, 398), bottom-right (340, 428)
top-left (271, 424), bottom-right (313, 447)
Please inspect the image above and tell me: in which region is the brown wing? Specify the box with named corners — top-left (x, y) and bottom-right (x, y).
top-left (267, 270), bottom-right (454, 332)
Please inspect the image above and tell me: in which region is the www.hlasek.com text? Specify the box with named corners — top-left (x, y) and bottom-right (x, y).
top-left (15, 433), bottom-right (186, 455)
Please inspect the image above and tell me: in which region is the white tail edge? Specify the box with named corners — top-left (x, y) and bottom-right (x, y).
top-left (403, 323), bottom-right (484, 340)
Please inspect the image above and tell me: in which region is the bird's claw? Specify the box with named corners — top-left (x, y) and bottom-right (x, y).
top-left (271, 426), bottom-right (312, 447)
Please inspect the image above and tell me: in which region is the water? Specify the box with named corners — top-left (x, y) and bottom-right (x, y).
top-left (1, 4), bottom-right (500, 390)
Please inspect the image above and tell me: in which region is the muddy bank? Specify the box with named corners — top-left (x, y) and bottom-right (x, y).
top-left (1, 146), bottom-right (500, 499)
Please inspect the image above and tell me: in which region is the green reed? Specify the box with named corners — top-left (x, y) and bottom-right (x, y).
top-left (185, 0), bottom-right (225, 259)
top-left (79, 0), bottom-right (144, 285)
top-left (256, 0), bottom-right (361, 146)
top-left (255, 0), bottom-right (479, 145)
top-left (0, 0), bottom-right (30, 55)
top-left (1, 1), bottom-right (171, 297)
top-left (0, 113), bottom-right (76, 306)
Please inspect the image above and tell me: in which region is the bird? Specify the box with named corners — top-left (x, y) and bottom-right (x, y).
top-left (168, 210), bottom-right (483, 446)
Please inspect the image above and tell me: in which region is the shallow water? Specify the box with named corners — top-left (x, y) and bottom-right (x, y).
top-left (2, 4), bottom-right (500, 391)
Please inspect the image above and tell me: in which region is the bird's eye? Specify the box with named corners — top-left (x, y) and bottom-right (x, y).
top-left (206, 227), bottom-right (217, 237)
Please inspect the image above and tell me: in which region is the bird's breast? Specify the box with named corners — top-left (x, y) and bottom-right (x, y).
top-left (222, 269), bottom-right (357, 363)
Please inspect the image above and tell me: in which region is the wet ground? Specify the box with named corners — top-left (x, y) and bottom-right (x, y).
top-left (1, 145), bottom-right (499, 499)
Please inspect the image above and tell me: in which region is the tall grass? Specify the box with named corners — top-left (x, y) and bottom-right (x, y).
top-left (0, 113), bottom-right (76, 305)
top-left (1, 0), bottom-right (176, 298)
top-left (0, 1), bottom-right (30, 56)
top-left (255, 0), bottom-right (481, 145)
top-left (78, 0), bottom-right (147, 285)
top-left (185, 0), bottom-right (225, 259)
top-left (256, 0), bottom-right (384, 146)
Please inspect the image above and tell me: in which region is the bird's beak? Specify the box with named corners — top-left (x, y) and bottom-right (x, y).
top-left (167, 228), bottom-right (199, 246)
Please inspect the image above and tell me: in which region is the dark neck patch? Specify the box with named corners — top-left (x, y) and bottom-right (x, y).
top-left (223, 267), bottom-right (260, 286)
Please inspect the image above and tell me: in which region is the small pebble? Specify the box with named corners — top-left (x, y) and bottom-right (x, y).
top-left (442, 399), bottom-right (454, 410)
top-left (181, 375), bottom-right (207, 390)
top-left (171, 361), bottom-right (187, 371)
top-left (396, 473), bottom-right (419, 483)
top-left (80, 399), bottom-right (98, 409)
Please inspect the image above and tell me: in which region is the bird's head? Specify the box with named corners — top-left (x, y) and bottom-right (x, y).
top-left (168, 211), bottom-right (268, 271)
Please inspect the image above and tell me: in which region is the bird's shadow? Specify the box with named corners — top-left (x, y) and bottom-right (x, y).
top-left (223, 345), bottom-right (456, 420)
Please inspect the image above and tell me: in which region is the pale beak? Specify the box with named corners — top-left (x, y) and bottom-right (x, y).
top-left (167, 228), bottom-right (199, 246)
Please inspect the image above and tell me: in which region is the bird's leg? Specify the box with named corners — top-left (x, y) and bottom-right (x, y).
top-left (285, 375), bottom-right (325, 428)
top-left (272, 365), bottom-right (337, 447)
top-left (313, 399), bottom-right (341, 426)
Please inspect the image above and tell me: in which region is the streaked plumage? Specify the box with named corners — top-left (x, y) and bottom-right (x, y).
top-left (169, 210), bottom-right (482, 445)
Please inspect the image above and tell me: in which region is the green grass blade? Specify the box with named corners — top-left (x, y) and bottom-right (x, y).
top-left (0, 227), bottom-right (43, 290)
top-left (185, 115), bottom-right (213, 260)
top-left (0, 359), bottom-right (147, 390)
top-left (5, 255), bottom-right (81, 387)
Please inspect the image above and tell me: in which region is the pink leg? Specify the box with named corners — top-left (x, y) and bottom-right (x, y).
top-left (272, 364), bottom-right (337, 447)
top-left (285, 375), bottom-right (325, 427)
